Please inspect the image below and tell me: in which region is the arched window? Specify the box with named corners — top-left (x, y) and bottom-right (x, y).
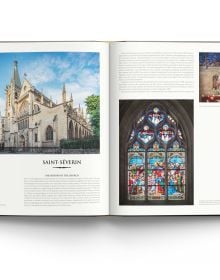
top-left (19, 101), bottom-right (29, 117)
top-left (68, 120), bottom-right (74, 139)
top-left (120, 101), bottom-right (193, 205)
top-left (34, 104), bottom-right (40, 113)
top-left (46, 125), bottom-right (53, 141)
top-left (75, 123), bottom-right (78, 139)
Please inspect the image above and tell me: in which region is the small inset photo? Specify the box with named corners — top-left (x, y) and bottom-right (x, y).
top-left (200, 52), bottom-right (220, 102)
top-left (119, 100), bottom-right (194, 205)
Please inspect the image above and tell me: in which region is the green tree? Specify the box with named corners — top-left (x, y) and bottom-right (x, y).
top-left (85, 95), bottom-right (100, 136)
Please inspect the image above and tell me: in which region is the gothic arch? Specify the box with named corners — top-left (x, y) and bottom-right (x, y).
top-left (119, 100), bottom-right (193, 205)
top-left (19, 100), bottom-right (29, 117)
top-left (46, 125), bottom-right (53, 141)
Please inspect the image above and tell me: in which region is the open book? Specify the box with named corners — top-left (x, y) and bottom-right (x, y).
top-left (0, 41), bottom-right (218, 216)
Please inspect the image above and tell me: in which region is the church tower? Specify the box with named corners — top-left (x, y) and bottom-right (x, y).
top-left (6, 61), bottom-right (21, 117)
top-left (11, 60), bottom-right (21, 90)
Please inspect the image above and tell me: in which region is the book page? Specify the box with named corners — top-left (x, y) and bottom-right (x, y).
top-left (0, 42), bottom-right (109, 216)
top-left (110, 41), bottom-right (220, 215)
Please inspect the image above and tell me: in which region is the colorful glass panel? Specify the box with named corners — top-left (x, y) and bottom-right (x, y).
top-left (137, 125), bottom-right (154, 144)
top-left (128, 141), bottom-right (145, 151)
top-left (168, 170), bottom-right (185, 185)
top-left (168, 170), bottom-right (185, 200)
top-left (128, 170), bottom-right (145, 186)
top-left (167, 140), bottom-right (185, 200)
top-left (128, 152), bottom-right (145, 170)
top-left (148, 185), bottom-right (166, 200)
top-left (167, 151), bottom-right (185, 169)
top-left (148, 107), bottom-right (165, 126)
top-left (148, 170), bottom-right (165, 186)
top-left (128, 185), bottom-right (145, 200)
top-left (158, 124), bottom-right (175, 143)
top-left (148, 151), bottom-right (165, 169)
top-left (167, 141), bottom-right (185, 151)
top-left (148, 141), bottom-right (164, 151)
top-left (168, 185), bottom-right (185, 200)
top-left (128, 141), bottom-right (145, 200)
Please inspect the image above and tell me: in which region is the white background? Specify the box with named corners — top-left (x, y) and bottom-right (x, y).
top-left (1, 0), bottom-right (220, 279)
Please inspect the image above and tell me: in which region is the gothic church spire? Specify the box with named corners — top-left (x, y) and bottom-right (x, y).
top-left (11, 61), bottom-right (21, 88)
top-left (62, 83), bottom-right (67, 103)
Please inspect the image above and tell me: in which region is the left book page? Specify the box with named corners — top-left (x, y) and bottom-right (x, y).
top-left (0, 42), bottom-right (109, 216)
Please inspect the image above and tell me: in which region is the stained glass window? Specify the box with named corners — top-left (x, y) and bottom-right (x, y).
top-left (127, 107), bottom-right (186, 201)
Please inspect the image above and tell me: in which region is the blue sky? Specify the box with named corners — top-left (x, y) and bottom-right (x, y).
top-left (0, 52), bottom-right (100, 113)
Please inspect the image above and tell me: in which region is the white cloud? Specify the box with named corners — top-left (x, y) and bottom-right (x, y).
top-left (58, 65), bottom-right (77, 83)
top-left (23, 57), bottom-right (56, 85)
top-left (77, 69), bottom-right (99, 91)
top-left (43, 83), bottom-right (94, 110)
top-left (42, 87), bottom-right (63, 104)
top-left (51, 57), bottom-right (71, 70)
top-left (66, 82), bottom-right (93, 108)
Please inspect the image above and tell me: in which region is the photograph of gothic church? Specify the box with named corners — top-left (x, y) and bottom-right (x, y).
top-left (0, 52), bottom-right (100, 153)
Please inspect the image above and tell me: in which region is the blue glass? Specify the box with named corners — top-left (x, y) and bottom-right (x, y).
top-left (128, 152), bottom-right (145, 169)
top-left (148, 107), bottom-right (165, 126)
top-left (167, 152), bottom-right (185, 169)
top-left (148, 152), bottom-right (165, 169)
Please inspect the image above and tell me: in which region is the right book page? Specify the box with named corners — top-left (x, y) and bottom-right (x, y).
top-left (110, 41), bottom-right (220, 215)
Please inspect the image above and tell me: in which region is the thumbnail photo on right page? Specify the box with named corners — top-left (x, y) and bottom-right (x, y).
top-left (110, 41), bottom-right (220, 216)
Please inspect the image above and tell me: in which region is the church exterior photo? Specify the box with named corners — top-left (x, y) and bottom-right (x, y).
top-left (0, 60), bottom-right (96, 154)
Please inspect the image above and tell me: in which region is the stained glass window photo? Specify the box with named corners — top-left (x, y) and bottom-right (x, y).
top-left (119, 100), bottom-right (193, 205)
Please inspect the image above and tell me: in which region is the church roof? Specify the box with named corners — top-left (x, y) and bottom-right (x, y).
top-left (31, 87), bottom-right (56, 107)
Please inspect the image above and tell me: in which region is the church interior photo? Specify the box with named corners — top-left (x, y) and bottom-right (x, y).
top-left (119, 99), bottom-right (194, 205)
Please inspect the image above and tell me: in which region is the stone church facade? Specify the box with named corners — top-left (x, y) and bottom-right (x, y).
top-left (1, 61), bottom-right (92, 150)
